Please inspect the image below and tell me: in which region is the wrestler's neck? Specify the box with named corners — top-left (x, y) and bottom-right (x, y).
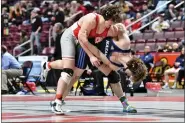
top-left (97, 15), bottom-right (108, 31)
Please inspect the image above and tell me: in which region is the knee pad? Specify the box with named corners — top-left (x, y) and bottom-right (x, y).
top-left (107, 71), bottom-right (121, 84)
top-left (60, 68), bottom-right (74, 84)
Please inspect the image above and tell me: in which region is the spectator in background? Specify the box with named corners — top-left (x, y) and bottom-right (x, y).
top-left (178, 39), bottom-right (185, 50)
top-left (42, 2), bottom-right (53, 21)
top-left (131, 13), bottom-right (142, 33)
top-left (1, 8), bottom-right (9, 37)
top-left (84, 3), bottom-right (95, 14)
top-left (15, 30), bottom-right (29, 52)
top-left (141, 4), bottom-right (151, 25)
top-left (1, 0), bottom-right (10, 13)
top-left (163, 47), bottom-right (184, 89)
top-left (167, 45), bottom-right (173, 52)
top-left (172, 43), bottom-right (179, 52)
top-left (163, 43), bottom-right (170, 52)
top-left (140, 46), bottom-right (154, 72)
top-left (157, 45), bottom-right (164, 52)
top-left (76, 0), bottom-right (87, 15)
top-left (9, 2), bottom-right (23, 27)
top-left (165, 4), bottom-right (178, 22)
top-left (30, 9), bottom-right (42, 55)
top-left (48, 23), bottom-right (65, 86)
top-left (21, 2), bottom-right (32, 25)
top-left (14, 30), bottom-right (29, 56)
top-left (151, 14), bottom-right (170, 32)
top-left (63, 2), bottom-right (71, 17)
top-left (52, 23), bottom-right (65, 60)
top-left (117, 0), bottom-right (133, 13)
top-left (122, 14), bottom-right (132, 33)
top-left (27, 1), bottom-right (34, 11)
top-left (69, 1), bottom-right (78, 16)
top-left (125, 7), bottom-right (136, 19)
top-left (1, 45), bottom-right (23, 94)
top-left (20, 30), bottom-right (28, 45)
top-left (51, 3), bottom-right (65, 40)
top-left (51, 3), bottom-right (65, 26)
top-left (177, 8), bottom-right (185, 21)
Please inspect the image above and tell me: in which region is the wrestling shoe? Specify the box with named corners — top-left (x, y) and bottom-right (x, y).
top-left (122, 99), bottom-right (137, 113)
top-left (162, 83), bottom-right (169, 89)
top-left (40, 62), bottom-right (50, 82)
top-left (50, 100), bottom-right (64, 115)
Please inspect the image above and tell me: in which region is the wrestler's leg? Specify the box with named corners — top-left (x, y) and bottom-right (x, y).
top-left (50, 27), bottom-right (76, 115)
top-left (62, 43), bottom-right (90, 99)
top-left (98, 64), bottom-right (137, 113)
top-left (62, 68), bottom-right (85, 99)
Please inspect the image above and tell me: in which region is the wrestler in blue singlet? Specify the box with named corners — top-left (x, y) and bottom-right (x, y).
top-left (75, 37), bottom-right (131, 69)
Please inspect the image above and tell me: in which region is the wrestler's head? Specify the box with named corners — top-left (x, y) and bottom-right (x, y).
top-left (100, 5), bottom-right (123, 28)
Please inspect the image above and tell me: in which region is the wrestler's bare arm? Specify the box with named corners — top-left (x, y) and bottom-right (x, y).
top-left (78, 14), bottom-right (97, 58)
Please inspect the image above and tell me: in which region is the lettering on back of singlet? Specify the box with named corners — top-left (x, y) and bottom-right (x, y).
top-left (105, 39), bottom-right (110, 57)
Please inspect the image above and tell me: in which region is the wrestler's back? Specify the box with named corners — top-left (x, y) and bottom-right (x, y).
top-left (107, 23), bottom-right (131, 50)
top-left (113, 32), bottom-right (131, 50)
top-left (75, 13), bottom-right (108, 36)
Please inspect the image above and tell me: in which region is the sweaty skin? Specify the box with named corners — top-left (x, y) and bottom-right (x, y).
top-left (62, 23), bottom-right (134, 99)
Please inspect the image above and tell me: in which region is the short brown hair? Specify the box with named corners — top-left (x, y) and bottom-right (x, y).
top-left (100, 5), bottom-right (123, 23)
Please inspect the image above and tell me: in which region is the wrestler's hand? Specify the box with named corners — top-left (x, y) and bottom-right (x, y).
top-left (95, 37), bottom-right (103, 43)
top-left (90, 56), bottom-right (101, 67)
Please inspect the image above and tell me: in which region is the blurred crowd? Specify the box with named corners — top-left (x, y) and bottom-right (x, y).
top-left (1, 0), bottom-right (185, 95)
top-left (1, 0), bottom-right (184, 54)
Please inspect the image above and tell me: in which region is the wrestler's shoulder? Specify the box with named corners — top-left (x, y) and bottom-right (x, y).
top-left (84, 13), bottom-right (98, 19)
top-left (114, 23), bottom-right (126, 28)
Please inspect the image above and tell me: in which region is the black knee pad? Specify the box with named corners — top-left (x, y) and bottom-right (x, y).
top-left (62, 68), bottom-right (74, 77)
top-left (107, 71), bottom-right (121, 84)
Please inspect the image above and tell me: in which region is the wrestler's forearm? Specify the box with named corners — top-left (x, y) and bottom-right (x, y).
top-left (98, 51), bottom-right (119, 71)
top-left (79, 41), bottom-right (94, 58)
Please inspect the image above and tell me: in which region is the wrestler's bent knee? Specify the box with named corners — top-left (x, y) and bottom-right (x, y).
top-left (60, 68), bottom-right (74, 84)
top-left (107, 71), bottom-right (121, 84)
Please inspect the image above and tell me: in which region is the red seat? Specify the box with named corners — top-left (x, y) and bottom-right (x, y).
top-left (40, 37), bottom-right (48, 43)
top-left (135, 42), bottom-right (146, 51)
top-left (170, 21), bottom-right (181, 28)
top-left (132, 33), bottom-right (143, 41)
top-left (2, 37), bottom-right (6, 41)
top-left (154, 32), bottom-right (166, 42)
top-left (174, 27), bottom-right (184, 31)
top-left (156, 41), bottom-right (166, 47)
top-left (147, 39), bottom-right (156, 42)
top-left (143, 32), bottom-right (154, 41)
top-left (164, 32), bottom-right (175, 38)
top-left (9, 26), bottom-right (19, 32)
top-left (181, 21), bottom-right (184, 28)
top-left (175, 31), bottom-right (184, 38)
top-left (136, 39), bottom-right (145, 42)
top-left (156, 39), bottom-right (166, 42)
top-left (166, 28), bottom-right (174, 32)
top-left (144, 30), bottom-right (155, 33)
top-left (164, 31), bottom-right (177, 42)
top-left (131, 41), bottom-right (135, 49)
top-left (153, 32), bottom-right (164, 39)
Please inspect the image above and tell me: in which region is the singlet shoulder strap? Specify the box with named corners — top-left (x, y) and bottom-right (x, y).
top-left (94, 13), bottom-right (99, 30)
